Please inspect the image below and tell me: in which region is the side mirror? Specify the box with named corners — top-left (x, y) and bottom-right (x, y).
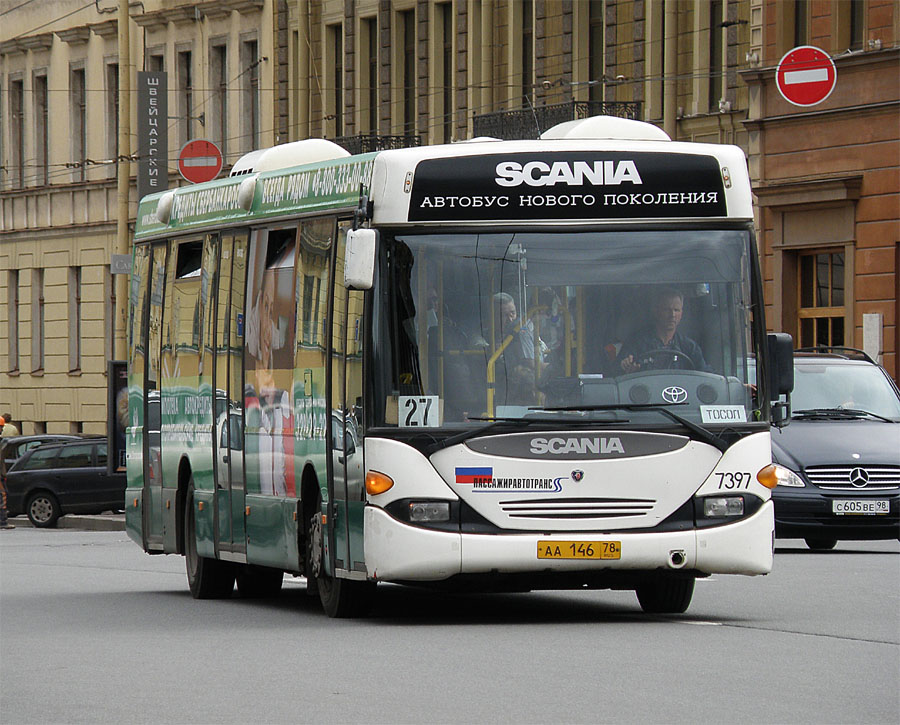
top-left (344, 228), bottom-right (377, 290)
top-left (767, 333), bottom-right (794, 426)
top-left (767, 333), bottom-right (794, 396)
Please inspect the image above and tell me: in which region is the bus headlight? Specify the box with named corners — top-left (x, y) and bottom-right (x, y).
top-left (757, 464), bottom-right (804, 488)
top-left (409, 501), bottom-right (450, 523)
top-left (702, 496), bottom-right (745, 517)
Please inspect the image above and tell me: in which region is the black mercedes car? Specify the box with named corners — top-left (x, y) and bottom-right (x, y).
top-left (771, 348), bottom-right (900, 549)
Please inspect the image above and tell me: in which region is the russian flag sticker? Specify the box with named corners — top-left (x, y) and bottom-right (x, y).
top-left (455, 467), bottom-right (493, 484)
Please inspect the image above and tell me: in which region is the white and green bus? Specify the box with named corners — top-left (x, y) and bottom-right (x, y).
top-left (126, 116), bottom-right (794, 616)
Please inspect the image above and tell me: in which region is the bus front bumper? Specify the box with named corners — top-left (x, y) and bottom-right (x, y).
top-left (363, 501), bottom-right (774, 583)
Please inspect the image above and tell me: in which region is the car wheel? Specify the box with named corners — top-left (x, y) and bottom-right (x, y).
top-left (636, 575), bottom-right (695, 614)
top-left (804, 537), bottom-right (838, 551)
top-left (184, 481), bottom-right (235, 599)
top-left (26, 491), bottom-right (61, 528)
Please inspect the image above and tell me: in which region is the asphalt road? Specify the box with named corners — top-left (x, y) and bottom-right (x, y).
top-left (1, 529), bottom-right (897, 724)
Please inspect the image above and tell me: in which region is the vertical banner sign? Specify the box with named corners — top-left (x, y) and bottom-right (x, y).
top-left (137, 71), bottom-right (168, 202)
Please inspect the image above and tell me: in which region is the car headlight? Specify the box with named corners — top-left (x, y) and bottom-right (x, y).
top-left (757, 463), bottom-right (805, 488)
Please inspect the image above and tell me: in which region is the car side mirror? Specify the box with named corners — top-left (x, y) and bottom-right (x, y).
top-left (344, 228), bottom-right (378, 290)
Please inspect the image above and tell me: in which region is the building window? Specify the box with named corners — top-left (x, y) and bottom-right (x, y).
top-left (401, 10), bottom-right (415, 134)
top-left (798, 251), bottom-right (845, 347)
top-left (106, 63), bottom-right (119, 179)
top-left (210, 44), bottom-right (228, 160)
top-left (242, 39), bottom-right (260, 151)
top-left (363, 18), bottom-right (378, 133)
top-left (147, 53), bottom-right (164, 72)
top-left (850, 0), bottom-right (865, 48)
top-left (328, 24), bottom-right (344, 137)
top-left (32, 268), bottom-right (45, 373)
top-left (177, 50), bottom-right (193, 148)
top-left (34, 73), bottom-right (49, 186)
top-left (521, 0), bottom-right (534, 106)
top-left (69, 267), bottom-right (82, 372)
top-left (588, 0), bottom-right (604, 103)
top-left (11, 79), bottom-right (25, 188)
top-left (8, 270), bottom-right (19, 372)
top-left (71, 68), bottom-right (86, 182)
top-left (440, 3), bottom-right (453, 143)
top-left (709, 0), bottom-right (723, 110)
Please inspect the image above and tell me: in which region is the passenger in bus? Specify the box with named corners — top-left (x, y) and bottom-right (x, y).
top-left (617, 287), bottom-right (711, 373)
top-left (492, 292), bottom-right (544, 405)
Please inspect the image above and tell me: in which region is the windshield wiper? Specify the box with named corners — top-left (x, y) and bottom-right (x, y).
top-left (532, 403), bottom-right (729, 452)
top-left (793, 407), bottom-right (894, 423)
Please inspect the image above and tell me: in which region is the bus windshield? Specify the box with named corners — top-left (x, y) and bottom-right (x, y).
top-left (372, 228), bottom-right (763, 429)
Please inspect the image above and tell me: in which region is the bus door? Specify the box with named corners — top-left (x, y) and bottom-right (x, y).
top-left (329, 222), bottom-right (367, 577)
top-left (213, 231), bottom-right (249, 557)
top-left (144, 243), bottom-right (168, 550)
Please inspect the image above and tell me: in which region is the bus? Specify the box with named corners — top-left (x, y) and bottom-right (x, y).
top-left (126, 116), bottom-right (794, 617)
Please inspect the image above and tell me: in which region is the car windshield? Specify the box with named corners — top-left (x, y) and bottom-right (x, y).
top-left (371, 228), bottom-right (763, 429)
top-left (792, 361), bottom-right (900, 420)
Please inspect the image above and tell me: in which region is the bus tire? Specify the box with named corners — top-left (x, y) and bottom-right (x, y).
top-left (236, 565), bottom-right (284, 598)
top-left (308, 493), bottom-right (375, 618)
top-left (636, 575), bottom-right (694, 614)
top-left (184, 481), bottom-right (235, 599)
top-left (804, 537), bottom-right (837, 551)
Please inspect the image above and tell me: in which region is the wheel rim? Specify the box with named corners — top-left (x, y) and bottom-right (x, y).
top-left (29, 496), bottom-right (54, 523)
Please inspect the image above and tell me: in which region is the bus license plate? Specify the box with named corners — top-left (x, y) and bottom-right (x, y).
top-left (537, 541), bottom-right (621, 560)
top-left (832, 500), bottom-right (889, 515)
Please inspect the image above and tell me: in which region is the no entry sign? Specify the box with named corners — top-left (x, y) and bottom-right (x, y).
top-left (776, 46), bottom-right (837, 107)
top-left (178, 139), bottom-right (223, 183)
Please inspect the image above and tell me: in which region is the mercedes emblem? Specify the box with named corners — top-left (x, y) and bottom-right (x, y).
top-left (848, 467), bottom-right (869, 487)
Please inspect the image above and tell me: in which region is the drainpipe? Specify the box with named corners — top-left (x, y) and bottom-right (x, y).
top-left (115, 0), bottom-right (130, 360)
top-left (663, 0), bottom-right (677, 138)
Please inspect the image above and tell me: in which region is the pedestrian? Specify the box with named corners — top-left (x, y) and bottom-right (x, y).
top-left (0, 411), bottom-right (20, 437)
top-left (0, 416), bottom-right (14, 529)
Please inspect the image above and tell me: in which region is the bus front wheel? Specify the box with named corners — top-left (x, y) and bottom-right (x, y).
top-left (307, 494), bottom-right (375, 618)
top-left (635, 575), bottom-right (695, 614)
top-left (184, 482), bottom-right (235, 599)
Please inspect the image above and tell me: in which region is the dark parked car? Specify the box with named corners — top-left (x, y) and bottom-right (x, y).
top-left (1, 434), bottom-right (82, 472)
top-left (5, 438), bottom-right (126, 527)
top-left (771, 348), bottom-right (900, 549)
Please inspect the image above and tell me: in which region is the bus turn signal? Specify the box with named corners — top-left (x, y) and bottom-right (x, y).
top-left (365, 471), bottom-right (394, 496)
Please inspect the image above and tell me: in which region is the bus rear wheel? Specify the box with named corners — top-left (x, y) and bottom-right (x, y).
top-left (184, 482), bottom-right (235, 599)
top-left (635, 575), bottom-right (695, 614)
top-left (307, 493), bottom-right (375, 618)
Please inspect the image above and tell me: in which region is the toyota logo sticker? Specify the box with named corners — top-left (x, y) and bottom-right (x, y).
top-left (662, 386), bottom-right (688, 404)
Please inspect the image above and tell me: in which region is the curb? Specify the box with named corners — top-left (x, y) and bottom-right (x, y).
top-left (7, 514), bottom-right (126, 532)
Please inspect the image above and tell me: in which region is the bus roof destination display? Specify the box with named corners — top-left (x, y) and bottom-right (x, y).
top-left (408, 151), bottom-right (727, 221)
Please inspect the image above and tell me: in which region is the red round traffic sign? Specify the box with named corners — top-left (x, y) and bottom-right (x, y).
top-left (178, 139), bottom-right (223, 184)
top-left (775, 46), bottom-right (837, 107)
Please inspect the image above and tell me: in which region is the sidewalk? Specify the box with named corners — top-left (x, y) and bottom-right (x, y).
top-left (6, 513), bottom-right (126, 531)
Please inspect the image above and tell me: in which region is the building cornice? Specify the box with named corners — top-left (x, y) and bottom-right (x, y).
top-left (742, 100), bottom-right (899, 131)
top-left (132, 0), bottom-right (263, 28)
top-left (740, 46), bottom-right (900, 83)
top-left (753, 174), bottom-right (863, 208)
top-left (56, 26), bottom-right (92, 45)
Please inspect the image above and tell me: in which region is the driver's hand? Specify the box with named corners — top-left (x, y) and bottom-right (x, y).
top-left (620, 355), bottom-right (641, 374)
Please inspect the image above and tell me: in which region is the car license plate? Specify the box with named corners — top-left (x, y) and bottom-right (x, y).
top-left (537, 541), bottom-right (621, 559)
top-left (832, 499), bottom-right (890, 515)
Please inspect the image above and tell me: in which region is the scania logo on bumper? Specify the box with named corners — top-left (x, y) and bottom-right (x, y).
top-left (530, 437), bottom-right (624, 455)
top-left (662, 386), bottom-right (688, 404)
top-left (849, 467), bottom-right (869, 487)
